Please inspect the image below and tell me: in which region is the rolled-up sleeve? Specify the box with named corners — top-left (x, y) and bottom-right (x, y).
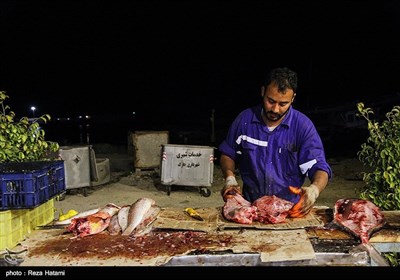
top-left (298, 123), bottom-right (332, 180)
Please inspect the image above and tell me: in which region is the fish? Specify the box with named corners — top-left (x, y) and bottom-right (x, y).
top-left (117, 205), bottom-right (131, 232)
top-left (67, 203), bottom-right (121, 238)
top-left (131, 205), bottom-right (161, 237)
top-left (99, 203), bottom-right (121, 216)
top-left (332, 198), bottom-right (389, 266)
top-left (253, 195), bottom-right (294, 224)
top-left (121, 198), bottom-right (156, 236)
top-left (108, 213), bottom-right (122, 235)
top-left (222, 193), bottom-right (258, 224)
top-left (333, 198), bottom-right (386, 244)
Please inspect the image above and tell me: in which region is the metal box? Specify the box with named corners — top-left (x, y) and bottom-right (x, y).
top-left (160, 144), bottom-right (214, 196)
top-left (91, 158), bottom-right (111, 187)
top-left (131, 131), bottom-right (169, 170)
top-left (59, 145), bottom-right (94, 189)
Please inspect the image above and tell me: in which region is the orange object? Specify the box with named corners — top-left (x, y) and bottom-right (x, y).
top-left (288, 186), bottom-right (302, 195)
top-left (288, 186), bottom-right (307, 218)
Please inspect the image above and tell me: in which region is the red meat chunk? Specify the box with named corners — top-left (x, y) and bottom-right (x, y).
top-left (252, 195), bottom-right (294, 224)
top-left (333, 198), bottom-right (385, 244)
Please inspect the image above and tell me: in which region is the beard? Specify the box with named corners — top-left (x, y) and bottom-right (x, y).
top-left (264, 107), bottom-right (290, 122)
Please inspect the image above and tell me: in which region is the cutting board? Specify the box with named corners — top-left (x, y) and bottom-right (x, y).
top-left (382, 211), bottom-right (400, 227)
top-left (225, 229), bottom-right (315, 263)
top-left (153, 207), bottom-right (324, 232)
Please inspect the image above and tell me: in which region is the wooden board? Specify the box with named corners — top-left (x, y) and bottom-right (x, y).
top-left (382, 211), bottom-right (400, 227)
top-left (228, 229), bottom-right (315, 263)
top-left (152, 207), bottom-right (219, 232)
top-left (306, 228), bottom-right (353, 240)
top-left (375, 210), bottom-right (400, 244)
top-left (153, 207), bottom-right (325, 232)
top-left (369, 229), bottom-right (400, 243)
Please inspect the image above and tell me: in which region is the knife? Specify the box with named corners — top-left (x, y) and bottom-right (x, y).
top-left (185, 208), bottom-right (204, 221)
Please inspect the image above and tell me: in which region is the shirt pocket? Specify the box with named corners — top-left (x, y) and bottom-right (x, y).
top-left (278, 145), bottom-right (299, 177)
top-left (239, 141), bottom-right (258, 175)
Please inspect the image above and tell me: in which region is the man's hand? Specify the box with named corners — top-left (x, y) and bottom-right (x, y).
top-left (288, 184), bottom-right (320, 218)
top-left (221, 176), bottom-right (242, 202)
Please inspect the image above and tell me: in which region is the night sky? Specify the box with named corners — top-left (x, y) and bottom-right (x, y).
top-left (1, 0), bottom-right (400, 144)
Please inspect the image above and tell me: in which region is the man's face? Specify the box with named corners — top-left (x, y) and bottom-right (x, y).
top-left (261, 83), bottom-right (295, 122)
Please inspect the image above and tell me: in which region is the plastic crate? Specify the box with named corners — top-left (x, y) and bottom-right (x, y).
top-left (29, 198), bottom-right (55, 229)
top-left (0, 160), bottom-right (65, 210)
top-left (0, 209), bottom-right (30, 251)
top-left (0, 198), bottom-right (55, 250)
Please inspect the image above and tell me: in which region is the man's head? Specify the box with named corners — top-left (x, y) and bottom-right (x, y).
top-left (261, 67), bottom-right (297, 124)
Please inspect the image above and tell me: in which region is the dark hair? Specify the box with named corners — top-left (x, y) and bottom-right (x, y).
top-left (263, 67), bottom-right (298, 93)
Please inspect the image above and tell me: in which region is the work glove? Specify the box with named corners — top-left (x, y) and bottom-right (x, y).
top-left (288, 184), bottom-right (320, 218)
top-left (221, 176), bottom-right (242, 202)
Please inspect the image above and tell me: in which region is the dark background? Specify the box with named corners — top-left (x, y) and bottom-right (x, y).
top-left (1, 0), bottom-right (400, 155)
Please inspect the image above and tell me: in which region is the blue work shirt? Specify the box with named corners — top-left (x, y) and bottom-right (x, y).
top-left (219, 105), bottom-right (332, 204)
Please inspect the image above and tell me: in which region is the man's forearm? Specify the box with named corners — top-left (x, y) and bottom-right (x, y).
top-left (311, 170), bottom-right (329, 193)
top-left (220, 154), bottom-right (236, 178)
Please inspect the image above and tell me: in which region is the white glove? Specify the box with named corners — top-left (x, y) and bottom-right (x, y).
top-left (221, 176), bottom-right (242, 201)
top-left (303, 184), bottom-right (320, 205)
top-left (225, 176), bottom-right (238, 187)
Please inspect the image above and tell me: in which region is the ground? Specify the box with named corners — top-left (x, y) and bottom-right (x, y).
top-left (53, 145), bottom-right (369, 214)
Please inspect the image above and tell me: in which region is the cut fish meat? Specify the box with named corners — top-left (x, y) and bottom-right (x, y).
top-left (333, 198), bottom-right (389, 266)
top-left (333, 198), bottom-right (385, 244)
top-left (67, 203), bottom-right (121, 238)
top-left (253, 195), bottom-right (294, 224)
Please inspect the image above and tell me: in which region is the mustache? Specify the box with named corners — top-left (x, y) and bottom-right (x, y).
top-left (265, 107), bottom-right (290, 121)
top-left (267, 111), bottom-right (281, 117)
top-left (266, 111), bottom-right (283, 118)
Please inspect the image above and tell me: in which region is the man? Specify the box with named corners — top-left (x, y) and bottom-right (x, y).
top-left (219, 67), bottom-right (332, 217)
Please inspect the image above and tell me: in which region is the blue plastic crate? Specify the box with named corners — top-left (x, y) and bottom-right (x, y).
top-left (0, 160), bottom-right (65, 210)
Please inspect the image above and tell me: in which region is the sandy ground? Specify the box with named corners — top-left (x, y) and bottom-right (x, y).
top-left (53, 147), bottom-right (368, 215)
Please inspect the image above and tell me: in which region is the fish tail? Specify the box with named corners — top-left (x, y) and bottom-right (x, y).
top-left (360, 243), bottom-right (390, 266)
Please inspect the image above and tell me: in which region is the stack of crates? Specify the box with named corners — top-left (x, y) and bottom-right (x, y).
top-left (0, 160), bottom-right (66, 250)
top-left (0, 198), bottom-right (55, 250)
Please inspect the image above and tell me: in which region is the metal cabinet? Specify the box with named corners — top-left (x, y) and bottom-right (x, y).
top-left (59, 145), bottom-right (93, 190)
top-left (130, 130), bottom-right (169, 171)
top-left (60, 145), bottom-right (111, 194)
top-left (160, 144), bottom-right (214, 196)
